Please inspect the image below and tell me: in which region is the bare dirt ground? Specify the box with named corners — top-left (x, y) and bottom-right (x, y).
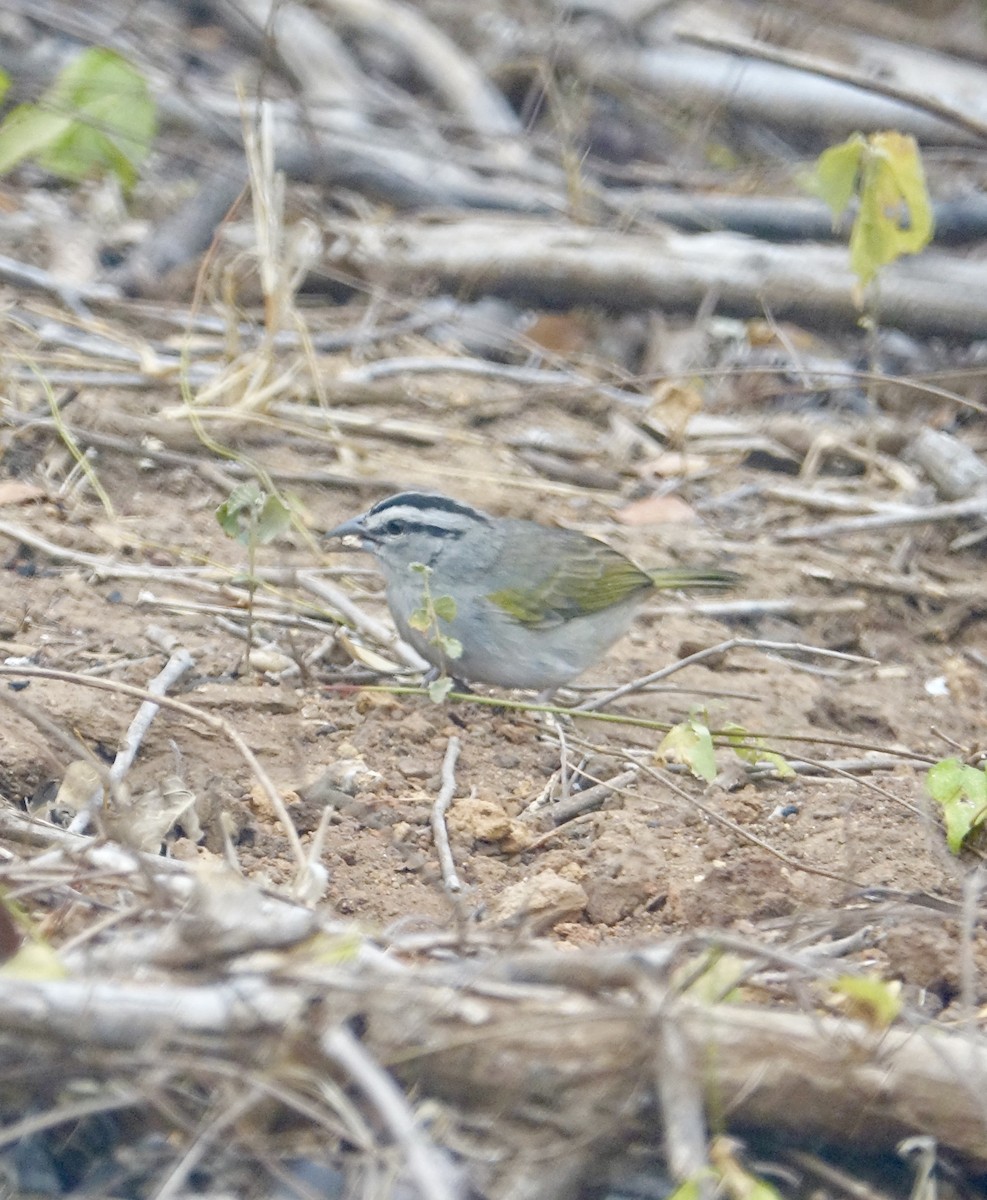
top-left (4, 377), bottom-right (986, 1020)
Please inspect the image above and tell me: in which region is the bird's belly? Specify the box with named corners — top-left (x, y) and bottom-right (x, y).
top-left (389, 581), bottom-right (639, 690)
top-left (454, 604), bottom-right (639, 689)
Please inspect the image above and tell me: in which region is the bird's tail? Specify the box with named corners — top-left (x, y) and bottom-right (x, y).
top-left (646, 567), bottom-right (739, 591)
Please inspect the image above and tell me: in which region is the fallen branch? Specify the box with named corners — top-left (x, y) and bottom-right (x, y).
top-left (0, 955), bottom-right (984, 1171)
top-left (326, 215), bottom-right (987, 337)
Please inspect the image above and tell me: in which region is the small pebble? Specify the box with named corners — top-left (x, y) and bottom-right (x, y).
top-left (768, 803), bottom-right (799, 820)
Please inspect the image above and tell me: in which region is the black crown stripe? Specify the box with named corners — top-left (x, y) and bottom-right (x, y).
top-left (368, 492), bottom-right (490, 523)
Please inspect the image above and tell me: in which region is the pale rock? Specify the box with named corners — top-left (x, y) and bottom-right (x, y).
top-left (491, 869), bottom-right (588, 931)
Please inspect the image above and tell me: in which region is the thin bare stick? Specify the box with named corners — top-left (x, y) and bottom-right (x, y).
top-left (549, 713), bottom-right (572, 803)
top-left (654, 596), bottom-right (867, 620)
top-left (579, 639), bottom-right (878, 711)
top-left (0, 250), bottom-right (119, 309)
top-left (0, 518), bottom-right (361, 589)
top-left (763, 482), bottom-right (909, 514)
top-left (335, 354), bottom-right (649, 410)
top-left (680, 29), bottom-right (987, 142)
top-left (296, 570), bottom-right (427, 671)
top-left (655, 1007), bottom-right (711, 1190)
top-left (0, 519), bottom-right (146, 575)
top-left (0, 1089), bottom-right (144, 1153)
top-left (633, 758), bottom-right (866, 889)
top-left (152, 1086), bottom-right (263, 1200)
top-left (762, 755), bottom-right (928, 776)
top-left (778, 495), bottom-right (987, 541)
top-left (432, 736), bottom-right (462, 893)
top-left (322, 1023), bottom-right (461, 1200)
top-left (110, 627), bottom-right (194, 790)
top-left (295, 803), bottom-right (334, 904)
top-left (0, 807), bottom-right (190, 877)
top-left (548, 768), bottom-right (640, 826)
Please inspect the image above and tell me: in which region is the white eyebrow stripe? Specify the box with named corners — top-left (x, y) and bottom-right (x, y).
top-left (363, 505), bottom-right (478, 533)
top-left (368, 492), bottom-right (492, 524)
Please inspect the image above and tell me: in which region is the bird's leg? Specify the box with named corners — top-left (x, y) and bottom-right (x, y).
top-left (421, 665), bottom-right (475, 695)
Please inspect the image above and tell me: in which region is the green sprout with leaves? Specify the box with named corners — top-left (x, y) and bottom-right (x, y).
top-left (658, 711), bottom-right (718, 782)
top-left (216, 481), bottom-right (291, 672)
top-left (407, 562), bottom-right (462, 702)
top-left (0, 48), bottom-right (156, 192)
top-left (809, 130), bottom-right (934, 305)
top-left (926, 757), bottom-right (987, 854)
top-left (658, 712), bottom-right (794, 784)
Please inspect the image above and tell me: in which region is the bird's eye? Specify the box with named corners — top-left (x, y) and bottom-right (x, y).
top-left (384, 519), bottom-right (407, 536)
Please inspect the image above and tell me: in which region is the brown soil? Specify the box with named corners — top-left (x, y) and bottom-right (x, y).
top-left (3, 388), bottom-right (986, 1018)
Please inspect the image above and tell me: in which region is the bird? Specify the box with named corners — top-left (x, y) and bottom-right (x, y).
top-left (326, 491), bottom-right (735, 693)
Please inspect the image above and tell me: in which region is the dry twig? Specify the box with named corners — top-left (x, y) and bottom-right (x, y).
top-left (432, 736), bottom-right (462, 894)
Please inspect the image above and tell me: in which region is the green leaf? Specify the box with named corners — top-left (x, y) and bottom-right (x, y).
top-left (407, 606), bottom-right (431, 633)
top-left (851, 139), bottom-right (934, 288)
top-left (254, 493), bottom-right (291, 545)
top-left (302, 929), bottom-right (364, 964)
top-left (216, 482), bottom-right (289, 546)
top-left (216, 481), bottom-right (262, 542)
top-left (658, 716), bottom-right (717, 782)
top-left (217, 480), bottom-right (261, 518)
top-left (0, 939), bottom-right (67, 981)
top-left (722, 723), bottom-right (796, 779)
top-left (832, 973), bottom-right (902, 1028)
top-left (0, 48), bottom-right (156, 190)
top-left (0, 107), bottom-right (73, 176)
top-left (811, 134), bottom-right (864, 218)
top-left (926, 757), bottom-right (987, 854)
top-left (0, 895), bottom-right (66, 980)
top-left (666, 1180), bottom-right (704, 1200)
top-left (409, 561), bottom-right (430, 577)
top-left (869, 131), bottom-right (934, 254)
top-left (437, 633), bottom-right (462, 660)
top-left (431, 594), bottom-right (457, 622)
top-left (807, 131), bottom-right (933, 293)
top-left (427, 676), bottom-right (454, 703)
top-left (0, 70), bottom-right (9, 104)
top-left (850, 178), bottom-right (894, 288)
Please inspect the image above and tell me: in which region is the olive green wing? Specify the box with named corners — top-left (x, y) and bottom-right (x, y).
top-left (487, 533), bottom-right (653, 629)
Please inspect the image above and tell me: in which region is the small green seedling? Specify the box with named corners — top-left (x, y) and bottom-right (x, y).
top-left (658, 712), bottom-right (717, 783)
top-left (810, 130), bottom-right (933, 298)
top-left (658, 718), bottom-right (796, 785)
top-left (216, 481), bottom-right (291, 671)
top-left (0, 48), bottom-right (156, 190)
top-left (722, 723), bottom-right (795, 779)
top-left (926, 757), bottom-right (987, 854)
top-left (216, 481), bottom-right (292, 549)
top-left (407, 562), bottom-right (462, 702)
